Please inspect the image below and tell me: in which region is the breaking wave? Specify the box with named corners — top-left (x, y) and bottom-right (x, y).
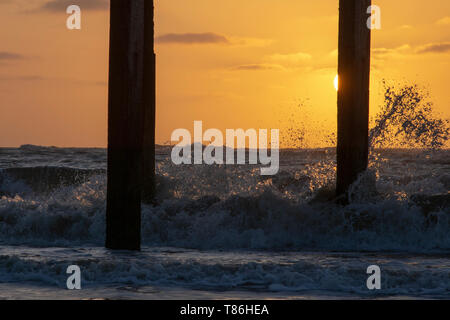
top-left (1, 247), bottom-right (448, 297)
top-left (0, 153), bottom-right (448, 252)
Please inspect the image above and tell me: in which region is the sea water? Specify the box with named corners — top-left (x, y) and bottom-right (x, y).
top-left (0, 145), bottom-right (448, 299)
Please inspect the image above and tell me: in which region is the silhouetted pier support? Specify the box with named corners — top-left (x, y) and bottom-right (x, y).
top-left (106, 0), bottom-right (156, 250)
top-left (336, 0), bottom-right (371, 197)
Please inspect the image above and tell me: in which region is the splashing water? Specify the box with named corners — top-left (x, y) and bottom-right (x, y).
top-left (369, 81), bottom-right (449, 150)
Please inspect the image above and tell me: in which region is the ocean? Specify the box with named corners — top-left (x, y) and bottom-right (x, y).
top-left (0, 145), bottom-right (449, 299)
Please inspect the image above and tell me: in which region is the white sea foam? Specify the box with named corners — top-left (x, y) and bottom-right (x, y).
top-left (0, 149), bottom-right (448, 252)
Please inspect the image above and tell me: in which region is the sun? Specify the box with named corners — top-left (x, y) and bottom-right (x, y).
top-left (334, 75), bottom-right (339, 91)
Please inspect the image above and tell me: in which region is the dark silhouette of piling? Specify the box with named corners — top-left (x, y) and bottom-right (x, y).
top-left (336, 0), bottom-right (371, 197)
top-left (106, 0), bottom-right (154, 250)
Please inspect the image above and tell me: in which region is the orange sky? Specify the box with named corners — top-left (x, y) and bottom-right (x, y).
top-left (0, 0), bottom-right (449, 147)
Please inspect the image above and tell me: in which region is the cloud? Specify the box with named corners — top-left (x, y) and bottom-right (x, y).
top-left (436, 17), bottom-right (450, 26)
top-left (372, 43), bottom-right (450, 57)
top-left (156, 32), bottom-right (272, 48)
top-left (230, 51), bottom-right (313, 72)
top-left (156, 33), bottom-right (230, 45)
top-left (232, 64), bottom-right (283, 71)
top-left (415, 42), bottom-right (450, 54)
top-left (369, 42), bottom-right (450, 70)
top-left (0, 52), bottom-right (25, 60)
top-left (372, 44), bottom-right (411, 59)
top-left (268, 52), bottom-right (312, 64)
top-left (227, 37), bottom-right (273, 47)
top-left (39, 0), bottom-right (109, 12)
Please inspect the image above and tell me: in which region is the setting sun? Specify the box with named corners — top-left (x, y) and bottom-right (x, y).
top-left (334, 75), bottom-right (339, 91)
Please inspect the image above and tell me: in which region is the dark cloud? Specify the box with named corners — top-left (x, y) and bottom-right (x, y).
top-left (0, 52), bottom-right (25, 60)
top-left (156, 33), bottom-right (229, 45)
top-left (40, 0), bottom-right (109, 12)
top-left (416, 42), bottom-right (450, 54)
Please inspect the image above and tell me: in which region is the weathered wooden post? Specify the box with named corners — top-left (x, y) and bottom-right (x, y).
top-left (336, 0), bottom-right (371, 197)
top-left (106, 0), bottom-right (150, 250)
